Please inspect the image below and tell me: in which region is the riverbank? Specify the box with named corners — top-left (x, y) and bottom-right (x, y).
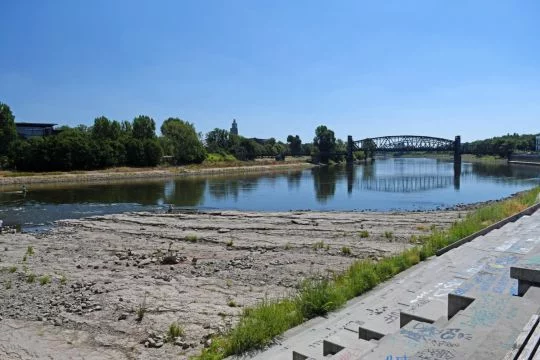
top-left (0, 158), bottom-right (314, 186)
top-left (0, 209), bottom-right (464, 359)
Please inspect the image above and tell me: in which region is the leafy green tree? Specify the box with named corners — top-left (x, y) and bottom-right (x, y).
top-left (92, 116), bottom-right (121, 140)
top-left (287, 135), bottom-right (302, 156)
top-left (125, 138), bottom-right (146, 166)
top-left (161, 117), bottom-right (206, 164)
top-left (144, 139), bottom-right (163, 166)
top-left (313, 125), bottom-right (336, 163)
top-left (205, 128), bottom-right (230, 153)
top-left (0, 102), bottom-right (18, 156)
top-left (132, 115), bottom-right (156, 140)
top-left (362, 138), bottom-right (377, 159)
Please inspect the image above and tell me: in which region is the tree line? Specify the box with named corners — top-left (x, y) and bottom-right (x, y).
top-left (0, 102), bottom-right (327, 172)
top-left (462, 133), bottom-right (537, 158)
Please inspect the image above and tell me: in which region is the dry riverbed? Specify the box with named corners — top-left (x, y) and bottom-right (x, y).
top-left (0, 209), bottom-right (466, 359)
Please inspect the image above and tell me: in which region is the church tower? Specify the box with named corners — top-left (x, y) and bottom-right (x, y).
top-left (230, 119), bottom-right (238, 136)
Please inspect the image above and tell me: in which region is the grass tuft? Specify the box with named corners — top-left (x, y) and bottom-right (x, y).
top-left (341, 247), bottom-right (351, 255)
top-left (9, 266), bottom-right (17, 273)
top-left (167, 322), bottom-right (184, 342)
top-left (185, 234), bottom-right (198, 243)
top-left (384, 231), bottom-right (393, 239)
top-left (26, 273), bottom-right (36, 283)
top-left (39, 275), bottom-right (51, 286)
top-left (359, 230), bottom-right (369, 238)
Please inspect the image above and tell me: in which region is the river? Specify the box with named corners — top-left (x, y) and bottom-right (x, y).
top-left (1, 158), bottom-right (539, 231)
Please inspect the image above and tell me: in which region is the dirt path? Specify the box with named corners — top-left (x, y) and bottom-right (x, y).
top-left (0, 210), bottom-right (465, 359)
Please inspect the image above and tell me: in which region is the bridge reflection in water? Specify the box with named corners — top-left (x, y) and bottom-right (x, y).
top-left (345, 160), bottom-right (463, 194)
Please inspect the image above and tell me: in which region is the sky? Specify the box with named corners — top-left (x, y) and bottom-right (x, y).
top-left (1, 0), bottom-right (539, 143)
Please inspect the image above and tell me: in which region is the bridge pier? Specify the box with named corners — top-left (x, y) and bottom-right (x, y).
top-left (454, 135), bottom-right (461, 164)
top-left (347, 136), bottom-right (354, 163)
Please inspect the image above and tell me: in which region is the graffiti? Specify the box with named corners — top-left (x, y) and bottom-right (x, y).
top-left (427, 339), bottom-right (459, 348)
top-left (400, 323), bottom-right (471, 343)
top-left (416, 348), bottom-right (455, 360)
top-left (409, 298), bottom-right (430, 312)
top-left (433, 279), bottom-right (463, 297)
top-left (366, 306), bottom-right (388, 315)
top-left (384, 311), bottom-right (400, 324)
top-left (385, 355), bottom-right (409, 360)
top-left (525, 255), bottom-right (540, 265)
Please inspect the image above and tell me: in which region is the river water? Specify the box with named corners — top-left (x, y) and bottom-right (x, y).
top-left (1, 158), bottom-right (539, 231)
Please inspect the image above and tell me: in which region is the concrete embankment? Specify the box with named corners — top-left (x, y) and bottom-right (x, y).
top-left (252, 208), bottom-right (540, 360)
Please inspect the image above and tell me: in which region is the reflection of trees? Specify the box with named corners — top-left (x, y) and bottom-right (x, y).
top-left (165, 178), bottom-right (206, 206)
top-left (24, 181), bottom-right (167, 205)
top-left (362, 162), bottom-right (375, 180)
top-left (312, 166), bottom-right (338, 203)
top-left (287, 170), bottom-right (303, 190)
top-left (207, 174), bottom-right (260, 201)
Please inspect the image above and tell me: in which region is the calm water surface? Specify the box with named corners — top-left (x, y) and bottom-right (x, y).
top-left (1, 158), bottom-right (539, 230)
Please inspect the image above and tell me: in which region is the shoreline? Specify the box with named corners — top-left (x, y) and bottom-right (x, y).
top-left (0, 161), bottom-right (315, 187)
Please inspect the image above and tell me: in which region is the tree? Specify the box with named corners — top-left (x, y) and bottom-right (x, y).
top-left (313, 125), bottom-right (336, 163)
top-left (132, 115), bottom-right (156, 140)
top-left (92, 116), bottom-right (121, 141)
top-left (362, 138), bottom-right (377, 159)
top-left (287, 135), bottom-right (302, 156)
top-left (0, 102), bottom-right (18, 156)
top-left (205, 128), bottom-right (230, 153)
top-left (161, 118), bottom-right (206, 164)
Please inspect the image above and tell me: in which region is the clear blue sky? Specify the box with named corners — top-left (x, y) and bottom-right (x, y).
top-left (1, 0), bottom-right (539, 143)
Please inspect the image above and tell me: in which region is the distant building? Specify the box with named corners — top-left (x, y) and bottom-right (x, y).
top-left (536, 134), bottom-right (540, 152)
top-left (249, 138), bottom-right (271, 145)
top-left (15, 123), bottom-right (57, 139)
top-left (230, 119), bottom-right (238, 136)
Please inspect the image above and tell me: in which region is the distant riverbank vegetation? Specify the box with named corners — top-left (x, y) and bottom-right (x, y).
top-left (462, 133), bottom-right (537, 158)
top-left (0, 102), bottom-right (316, 172)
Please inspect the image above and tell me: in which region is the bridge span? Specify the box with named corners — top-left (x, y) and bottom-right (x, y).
top-left (346, 135), bottom-right (461, 164)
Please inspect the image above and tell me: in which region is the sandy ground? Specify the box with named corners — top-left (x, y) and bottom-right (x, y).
top-left (0, 160), bottom-right (313, 187)
top-left (0, 209), bottom-right (466, 359)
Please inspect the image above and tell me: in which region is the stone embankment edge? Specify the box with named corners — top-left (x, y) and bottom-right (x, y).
top-left (508, 160), bottom-right (540, 166)
top-left (0, 162), bottom-right (315, 186)
top-left (435, 200), bottom-right (540, 256)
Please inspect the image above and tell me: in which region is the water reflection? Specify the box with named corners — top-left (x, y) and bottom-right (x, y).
top-left (312, 166), bottom-right (338, 203)
top-left (207, 174), bottom-right (259, 201)
top-left (1, 158), bottom-right (539, 229)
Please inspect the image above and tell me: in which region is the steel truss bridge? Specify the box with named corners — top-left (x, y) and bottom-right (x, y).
top-left (346, 135), bottom-right (461, 163)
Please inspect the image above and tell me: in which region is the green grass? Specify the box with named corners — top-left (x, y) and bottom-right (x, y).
top-left (341, 246), bottom-right (351, 255)
top-left (9, 266), bottom-right (17, 273)
top-left (359, 230), bottom-right (369, 238)
top-left (5, 280), bottom-right (12, 289)
top-left (39, 275), bottom-right (51, 286)
top-left (384, 231), bottom-right (393, 239)
top-left (185, 234), bottom-right (198, 243)
top-left (166, 322), bottom-right (184, 342)
top-left (60, 275), bottom-right (67, 285)
top-left (205, 153), bottom-right (238, 162)
top-left (26, 273), bottom-right (36, 283)
top-left (193, 186), bottom-right (540, 360)
top-left (226, 239), bottom-right (234, 247)
top-left (312, 241), bottom-right (325, 250)
top-left (26, 246), bottom-right (34, 256)
top-left (227, 300), bottom-right (238, 308)
top-left (136, 296), bottom-right (147, 322)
